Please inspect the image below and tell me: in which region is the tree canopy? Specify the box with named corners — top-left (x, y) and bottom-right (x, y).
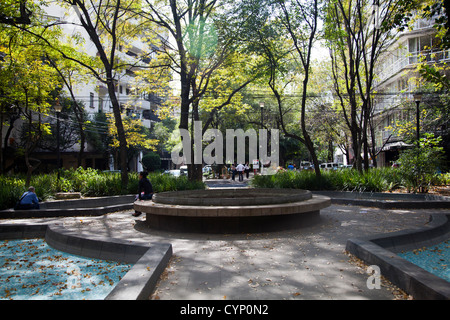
top-left (0, 0), bottom-right (449, 182)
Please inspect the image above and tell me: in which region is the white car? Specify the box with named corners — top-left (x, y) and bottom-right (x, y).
top-left (164, 169), bottom-right (181, 177)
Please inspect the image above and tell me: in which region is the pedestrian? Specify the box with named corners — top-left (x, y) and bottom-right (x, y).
top-left (133, 171), bottom-right (154, 217)
top-left (244, 162), bottom-right (250, 179)
top-left (14, 186), bottom-right (40, 210)
top-left (236, 163), bottom-right (244, 181)
top-left (231, 163), bottom-right (236, 181)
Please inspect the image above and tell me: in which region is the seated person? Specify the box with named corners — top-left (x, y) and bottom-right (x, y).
top-left (138, 171), bottom-right (154, 200)
top-left (15, 186), bottom-right (40, 210)
top-left (133, 172), bottom-right (153, 217)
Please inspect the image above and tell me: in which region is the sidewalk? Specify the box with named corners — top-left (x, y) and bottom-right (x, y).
top-left (1, 202), bottom-right (445, 300)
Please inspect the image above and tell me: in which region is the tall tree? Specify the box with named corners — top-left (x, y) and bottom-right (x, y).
top-left (139, 0), bottom-right (257, 180)
top-left (0, 22), bottom-right (60, 181)
top-left (324, 0), bottom-right (404, 171)
top-left (276, 0), bottom-right (322, 176)
top-left (63, 0), bottom-right (134, 186)
top-left (45, 52), bottom-right (91, 168)
top-left (235, 0), bottom-right (322, 176)
top-left (12, 0), bottom-right (167, 187)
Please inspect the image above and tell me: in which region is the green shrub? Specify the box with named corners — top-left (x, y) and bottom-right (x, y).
top-left (82, 171), bottom-right (125, 196)
top-left (396, 134), bottom-right (445, 193)
top-left (30, 173), bottom-right (56, 200)
top-left (0, 169), bottom-right (205, 210)
top-left (142, 152), bottom-right (161, 171)
top-left (251, 167), bottom-right (410, 193)
top-left (0, 176), bottom-right (26, 210)
top-left (431, 172), bottom-right (450, 186)
top-left (251, 170), bottom-right (334, 190)
top-left (148, 173), bottom-right (205, 193)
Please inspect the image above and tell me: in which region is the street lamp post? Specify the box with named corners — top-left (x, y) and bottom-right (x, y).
top-left (260, 102), bottom-right (264, 128)
top-left (414, 93), bottom-right (422, 143)
top-left (413, 93), bottom-right (422, 192)
top-left (54, 100), bottom-right (63, 178)
top-left (260, 102), bottom-right (264, 175)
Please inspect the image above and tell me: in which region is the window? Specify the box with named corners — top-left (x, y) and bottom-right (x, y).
top-left (98, 97), bottom-right (103, 113)
top-left (409, 38), bottom-right (419, 53)
top-left (419, 35), bottom-right (432, 51)
top-left (90, 92), bottom-right (94, 109)
top-left (398, 79), bottom-right (407, 91)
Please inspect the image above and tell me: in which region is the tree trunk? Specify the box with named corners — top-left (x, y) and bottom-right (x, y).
top-left (107, 78), bottom-right (129, 187)
top-left (0, 106), bottom-right (3, 174)
top-left (71, 0), bottom-right (129, 187)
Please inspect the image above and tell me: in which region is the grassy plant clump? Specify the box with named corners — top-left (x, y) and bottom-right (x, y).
top-left (0, 168), bottom-right (205, 210)
top-left (149, 173), bottom-right (206, 193)
top-left (0, 176), bottom-right (26, 210)
top-left (251, 170), bottom-right (334, 190)
top-left (251, 167), bottom-right (416, 193)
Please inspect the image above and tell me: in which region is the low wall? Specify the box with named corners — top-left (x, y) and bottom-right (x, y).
top-left (153, 188), bottom-right (313, 206)
top-left (346, 213), bottom-right (450, 300)
top-left (40, 195), bottom-right (136, 209)
top-left (137, 189), bottom-right (331, 233)
top-left (0, 223), bottom-right (172, 300)
top-left (314, 191), bottom-right (450, 209)
top-left (0, 195), bottom-right (135, 219)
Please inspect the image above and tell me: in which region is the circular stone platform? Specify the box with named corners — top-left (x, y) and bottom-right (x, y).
top-left (134, 188), bottom-right (331, 233)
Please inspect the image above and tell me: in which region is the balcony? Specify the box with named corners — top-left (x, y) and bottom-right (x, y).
top-left (375, 129), bottom-right (402, 149)
top-left (375, 49), bottom-right (450, 86)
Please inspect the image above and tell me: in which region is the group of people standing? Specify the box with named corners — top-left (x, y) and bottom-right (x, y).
top-left (231, 162), bottom-right (250, 181)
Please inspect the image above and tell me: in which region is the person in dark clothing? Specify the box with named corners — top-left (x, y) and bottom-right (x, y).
top-left (138, 171), bottom-right (153, 200)
top-left (14, 186), bottom-right (40, 210)
top-left (133, 171), bottom-right (153, 217)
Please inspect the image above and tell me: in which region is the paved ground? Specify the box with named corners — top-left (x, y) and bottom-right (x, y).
top-left (1, 197), bottom-right (447, 300)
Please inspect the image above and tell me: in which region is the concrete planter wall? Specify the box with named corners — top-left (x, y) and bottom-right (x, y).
top-left (0, 223), bottom-right (172, 300)
top-left (0, 195), bottom-right (135, 219)
top-left (346, 214), bottom-right (450, 300)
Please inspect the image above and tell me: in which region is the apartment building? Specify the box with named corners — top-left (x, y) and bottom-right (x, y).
top-left (3, 3), bottom-right (166, 173)
top-left (372, 15), bottom-right (450, 167)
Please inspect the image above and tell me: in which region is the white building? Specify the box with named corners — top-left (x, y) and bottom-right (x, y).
top-left (40, 3), bottom-right (166, 172)
top-left (372, 14), bottom-right (450, 166)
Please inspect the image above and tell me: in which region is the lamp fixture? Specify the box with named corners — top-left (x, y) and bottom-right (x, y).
top-left (54, 99), bottom-right (63, 113)
top-left (413, 93), bottom-right (422, 103)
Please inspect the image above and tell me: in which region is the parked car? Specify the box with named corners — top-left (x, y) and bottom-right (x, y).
top-left (300, 162), bottom-right (311, 170)
top-left (164, 169), bottom-right (181, 177)
top-left (320, 163), bottom-right (340, 170)
top-left (180, 165), bottom-right (188, 176)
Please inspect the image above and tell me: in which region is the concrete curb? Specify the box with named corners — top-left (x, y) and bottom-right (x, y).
top-left (346, 213), bottom-right (450, 300)
top-left (0, 195), bottom-right (135, 219)
top-left (0, 223), bottom-right (172, 300)
top-left (314, 191), bottom-right (450, 209)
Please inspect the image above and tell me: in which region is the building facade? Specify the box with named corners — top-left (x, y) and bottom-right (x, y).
top-left (372, 15), bottom-right (450, 166)
top-left (2, 3), bottom-right (167, 173)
